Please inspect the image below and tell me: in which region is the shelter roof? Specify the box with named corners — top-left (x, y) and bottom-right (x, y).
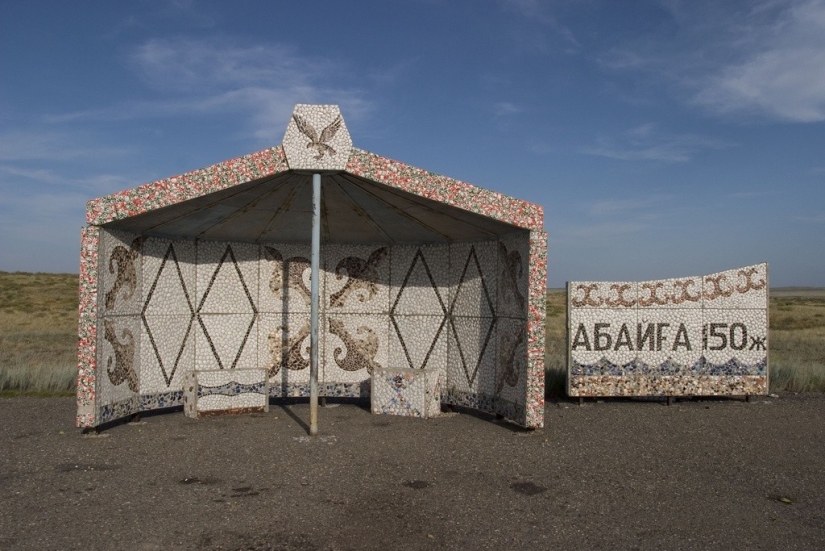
top-left (87, 105), bottom-right (544, 243)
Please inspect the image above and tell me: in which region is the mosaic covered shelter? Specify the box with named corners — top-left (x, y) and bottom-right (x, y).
top-left (77, 104), bottom-right (548, 429)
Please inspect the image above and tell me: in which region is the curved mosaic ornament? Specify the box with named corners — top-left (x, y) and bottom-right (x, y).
top-left (328, 317), bottom-right (382, 374)
top-left (329, 247), bottom-right (388, 308)
top-left (267, 322), bottom-right (310, 377)
top-left (105, 236), bottom-right (145, 310)
top-left (264, 246), bottom-right (311, 307)
top-left (496, 322), bottom-right (525, 394)
top-left (497, 241), bottom-right (525, 317)
top-left (103, 319), bottom-right (138, 392)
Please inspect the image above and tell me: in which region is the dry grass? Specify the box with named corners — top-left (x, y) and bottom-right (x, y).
top-left (0, 271), bottom-right (77, 395)
top-left (1, 272), bottom-right (823, 397)
top-left (769, 291), bottom-right (825, 392)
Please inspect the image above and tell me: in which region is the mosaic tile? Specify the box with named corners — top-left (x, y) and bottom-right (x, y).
top-left (568, 263), bottom-right (769, 397)
top-left (389, 314), bottom-right (448, 372)
top-left (497, 233), bottom-right (530, 320)
top-left (141, 238), bottom-right (197, 317)
top-left (324, 244), bottom-right (390, 314)
top-left (449, 241), bottom-right (498, 319)
top-left (259, 243), bottom-right (313, 314)
top-left (98, 316), bottom-right (141, 404)
top-left (495, 317), bottom-right (528, 402)
top-left (323, 313), bottom-right (388, 386)
top-left (76, 227), bottom-right (100, 428)
top-left (345, 148), bottom-right (544, 232)
top-left (87, 146), bottom-right (289, 226)
top-left (258, 312), bottom-right (312, 386)
top-left (447, 316), bottom-right (497, 396)
top-left (196, 241), bottom-right (259, 314)
top-left (702, 264), bottom-right (768, 310)
top-left (140, 314), bottom-right (195, 393)
top-left (702, 308), bottom-right (768, 371)
top-left (183, 368), bottom-right (269, 418)
top-left (371, 367), bottom-right (441, 418)
top-left (99, 229), bottom-right (144, 315)
top-left (524, 231), bottom-right (547, 428)
top-left (390, 244), bottom-right (450, 316)
top-left (282, 104), bottom-right (352, 171)
top-left (195, 313), bottom-right (259, 371)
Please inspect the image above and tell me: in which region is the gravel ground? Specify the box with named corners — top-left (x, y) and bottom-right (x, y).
top-left (1, 394), bottom-right (824, 550)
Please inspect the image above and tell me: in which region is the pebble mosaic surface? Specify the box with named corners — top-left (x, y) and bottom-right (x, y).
top-left (183, 369), bottom-right (268, 417)
top-left (77, 105), bottom-right (547, 429)
top-left (371, 367), bottom-right (441, 418)
top-left (568, 263), bottom-right (769, 397)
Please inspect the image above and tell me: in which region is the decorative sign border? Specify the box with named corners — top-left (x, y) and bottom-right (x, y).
top-left (567, 263), bottom-right (768, 397)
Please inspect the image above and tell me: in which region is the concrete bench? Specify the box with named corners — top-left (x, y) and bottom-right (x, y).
top-left (183, 368), bottom-right (269, 418)
top-left (371, 366), bottom-right (441, 418)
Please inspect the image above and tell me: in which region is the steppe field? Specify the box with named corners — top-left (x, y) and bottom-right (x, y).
top-left (1, 272), bottom-right (825, 550)
top-left (1, 272), bottom-right (824, 395)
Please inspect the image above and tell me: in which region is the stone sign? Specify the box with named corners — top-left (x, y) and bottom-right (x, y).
top-left (568, 263), bottom-right (768, 397)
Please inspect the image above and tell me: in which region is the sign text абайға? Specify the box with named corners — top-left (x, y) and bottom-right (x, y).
top-left (571, 321), bottom-right (767, 352)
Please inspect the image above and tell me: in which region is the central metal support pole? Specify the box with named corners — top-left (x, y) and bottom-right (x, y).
top-left (309, 173), bottom-right (321, 436)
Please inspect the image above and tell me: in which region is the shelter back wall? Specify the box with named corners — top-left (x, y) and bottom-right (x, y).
top-left (95, 228), bottom-right (531, 425)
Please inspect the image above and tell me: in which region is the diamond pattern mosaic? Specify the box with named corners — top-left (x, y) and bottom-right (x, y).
top-left (568, 263), bottom-right (769, 397)
top-left (77, 105), bottom-right (546, 429)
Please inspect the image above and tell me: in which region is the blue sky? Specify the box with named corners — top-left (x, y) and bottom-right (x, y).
top-left (1, 0), bottom-right (823, 287)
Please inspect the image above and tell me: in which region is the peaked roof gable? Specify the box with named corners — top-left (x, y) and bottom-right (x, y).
top-left (86, 106), bottom-right (543, 233)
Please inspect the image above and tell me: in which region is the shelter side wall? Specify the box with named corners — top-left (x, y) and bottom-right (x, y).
top-left (77, 226), bottom-right (100, 427)
top-left (82, 232), bottom-right (537, 427)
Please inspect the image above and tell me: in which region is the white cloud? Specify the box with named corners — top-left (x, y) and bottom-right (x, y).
top-left (588, 196), bottom-right (669, 217)
top-left (0, 130), bottom-right (129, 161)
top-left (581, 123), bottom-right (731, 162)
top-left (51, 38), bottom-right (372, 143)
top-left (694, 13), bottom-right (825, 122)
top-left (492, 101), bottom-right (523, 117)
top-left (600, 0), bottom-right (825, 123)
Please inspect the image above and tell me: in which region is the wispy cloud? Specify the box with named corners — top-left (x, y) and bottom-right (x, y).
top-left (581, 123), bottom-right (732, 162)
top-left (587, 196), bottom-right (670, 217)
top-left (0, 130), bottom-right (130, 162)
top-left (492, 101), bottom-right (523, 117)
top-left (796, 212), bottom-right (825, 223)
top-left (50, 38), bottom-right (372, 142)
top-left (599, 0), bottom-right (825, 123)
top-left (497, 0), bottom-right (580, 50)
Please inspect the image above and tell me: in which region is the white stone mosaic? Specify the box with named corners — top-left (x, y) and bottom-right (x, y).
top-left (390, 314), bottom-right (449, 372)
top-left (140, 314), bottom-right (194, 393)
top-left (142, 238), bottom-right (197, 316)
top-left (91, 233), bottom-right (534, 422)
top-left (449, 241), bottom-right (497, 318)
top-left (258, 312), bottom-right (312, 386)
top-left (183, 368), bottom-right (268, 418)
top-left (259, 243), bottom-right (313, 314)
top-left (390, 244), bottom-right (450, 316)
top-left (371, 367), bottom-right (441, 418)
top-left (324, 244), bottom-right (390, 314)
top-left (322, 313), bottom-right (388, 386)
top-left (497, 233), bottom-right (530, 320)
top-left (282, 104), bottom-right (352, 171)
top-left (495, 317), bottom-right (528, 404)
top-left (99, 229), bottom-right (144, 315)
top-left (98, 316), bottom-right (141, 405)
top-left (196, 240), bottom-right (259, 314)
top-left (447, 315), bottom-right (497, 396)
top-left (194, 313), bottom-right (259, 371)
top-left (568, 263), bottom-right (769, 397)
